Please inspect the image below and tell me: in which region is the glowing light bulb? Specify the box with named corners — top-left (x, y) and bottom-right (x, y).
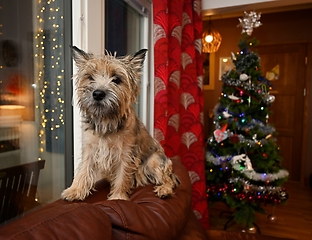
top-left (205, 34), bottom-right (213, 43)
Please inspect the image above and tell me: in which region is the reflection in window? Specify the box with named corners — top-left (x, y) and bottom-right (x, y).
top-left (0, 0), bottom-right (70, 224)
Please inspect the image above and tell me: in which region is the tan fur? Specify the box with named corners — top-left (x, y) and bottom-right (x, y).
top-left (61, 47), bottom-right (179, 201)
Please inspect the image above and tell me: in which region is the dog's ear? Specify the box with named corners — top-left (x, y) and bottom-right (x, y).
top-left (129, 49), bottom-right (148, 71)
top-left (71, 46), bottom-right (93, 67)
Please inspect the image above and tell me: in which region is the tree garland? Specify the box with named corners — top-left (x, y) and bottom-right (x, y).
top-left (206, 152), bottom-right (289, 182)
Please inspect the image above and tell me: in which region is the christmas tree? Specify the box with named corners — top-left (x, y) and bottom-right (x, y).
top-left (206, 11), bottom-right (289, 228)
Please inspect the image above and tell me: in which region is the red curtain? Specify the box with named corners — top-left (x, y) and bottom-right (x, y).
top-left (153, 0), bottom-right (209, 228)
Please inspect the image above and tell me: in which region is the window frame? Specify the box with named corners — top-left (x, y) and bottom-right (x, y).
top-left (64, 0), bottom-right (74, 187)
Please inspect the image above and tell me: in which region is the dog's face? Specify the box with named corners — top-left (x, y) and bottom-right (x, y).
top-left (71, 46), bottom-right (147, 133)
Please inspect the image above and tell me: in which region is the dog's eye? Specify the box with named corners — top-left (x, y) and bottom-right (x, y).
top-left (86, 75), bottom-right (93, 81)
top-left (112, 76), bottom-right (122, 85)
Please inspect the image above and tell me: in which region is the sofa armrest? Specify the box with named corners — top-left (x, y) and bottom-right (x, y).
top-left (93, 159), bottom-right (197, 240)
top-left (0, 203), bottom-right (113, 240)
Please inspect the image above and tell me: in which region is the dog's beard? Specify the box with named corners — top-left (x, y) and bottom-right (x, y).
top-left (78, 89), bottom-right (125, 134)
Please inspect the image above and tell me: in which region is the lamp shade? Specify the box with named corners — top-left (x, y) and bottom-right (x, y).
top-left (0, 92), bottom-right (24, 109)
top-left (202, 29), bottom-right (222, 53)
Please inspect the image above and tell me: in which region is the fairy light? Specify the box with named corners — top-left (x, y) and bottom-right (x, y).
top-left (35, 0), bottom-right (65, 154)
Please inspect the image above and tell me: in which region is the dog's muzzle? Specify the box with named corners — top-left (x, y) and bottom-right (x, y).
top-left (93, 90), bottom-right (106, 101)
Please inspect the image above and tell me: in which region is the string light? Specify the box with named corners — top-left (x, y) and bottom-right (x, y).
top-left (35, 0), bottom-right (65, 154)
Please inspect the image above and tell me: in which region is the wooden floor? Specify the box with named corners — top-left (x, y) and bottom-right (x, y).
top-left (208, 181), bottom-right (312, 240)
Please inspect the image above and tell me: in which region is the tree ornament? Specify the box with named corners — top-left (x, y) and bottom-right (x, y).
top-left (247, 227), bottom-right (257, 234)
top-left (279, 189), bottom-right (288, 201)
top-left (231, 154), bottom-right (253, 171)
top-left (240, 117), bottom-right (248, 126)
top-left (239, 73), bottom-right (249, 81)
top-left (223, 111), bottom-right (233, 118)
top-left (213, 124), bottom-right (228, 143)
top-left (264, 94), bottom-right (275, 104)
top-left (252, 134), bottom-right (258, 142)
top-left (228, 93), bottom-right (240, 100)
top-left (238, 11), bottom-right (262, 36)
top-left (230, 134), bottom-right (239, 144)
top-left (268, 214), bottom-right (277, 222)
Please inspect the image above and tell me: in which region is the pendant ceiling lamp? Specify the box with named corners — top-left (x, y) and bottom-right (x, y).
top-left (202, 19), bottom-right (222, 53)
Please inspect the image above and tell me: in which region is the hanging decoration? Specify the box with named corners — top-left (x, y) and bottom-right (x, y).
top-left (202, 19), bottom-right (222, 53)
top-left (35, 0), bottom-right (65, 154)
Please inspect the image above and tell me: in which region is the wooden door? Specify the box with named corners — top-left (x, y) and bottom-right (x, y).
top-left (256, 43), bottom-right (307, 182)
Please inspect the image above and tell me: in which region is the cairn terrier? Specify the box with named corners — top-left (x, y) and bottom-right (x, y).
top-left (61, 46), bottom-right (179, 201)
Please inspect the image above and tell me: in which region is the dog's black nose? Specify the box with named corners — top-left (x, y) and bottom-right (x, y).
top-left (93, 90), bottom-right (106, 101)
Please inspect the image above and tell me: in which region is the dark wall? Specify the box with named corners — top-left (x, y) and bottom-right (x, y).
top-left (203, 8), bottom-right (312, 182)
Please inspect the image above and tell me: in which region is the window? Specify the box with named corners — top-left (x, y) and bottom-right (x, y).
top-left (105, 0), bottom-right (153, 131)
top-left (0, 0), bottom-right (72, 224)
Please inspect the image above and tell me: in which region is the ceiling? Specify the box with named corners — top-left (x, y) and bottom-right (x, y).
top-left (202, 0), bottom-right (312, 20)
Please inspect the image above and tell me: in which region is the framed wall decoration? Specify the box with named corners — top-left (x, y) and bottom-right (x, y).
top-left (219, 57), bottom-right (234, 80)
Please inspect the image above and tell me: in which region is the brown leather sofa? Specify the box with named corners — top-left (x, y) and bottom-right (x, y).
top-left (0, 159), bottom-right (289, 240)
top-left (0, 159), bottom-right (208, 239)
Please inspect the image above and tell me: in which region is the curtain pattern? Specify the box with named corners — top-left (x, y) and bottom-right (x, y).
top-left (153, 0), bottom-right (209, 228)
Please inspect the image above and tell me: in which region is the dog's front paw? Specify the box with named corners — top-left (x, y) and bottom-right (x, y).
top-left (61, 187), bottom-right (90, 201)
top-left (107, 192), bottom-right (129, 201)
top-left (154, 184), bottom-right (174, 199)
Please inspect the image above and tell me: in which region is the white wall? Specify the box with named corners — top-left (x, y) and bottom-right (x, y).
top-left (202, 0), bottom-right (274, 10)
top-left (202, 0), bottom-right (312, 16)
top-left (72, 0), bottom-right (105, 169)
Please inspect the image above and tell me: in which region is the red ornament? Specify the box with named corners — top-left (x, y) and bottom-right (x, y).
top-left (230, 134), bottom-right (239, 144)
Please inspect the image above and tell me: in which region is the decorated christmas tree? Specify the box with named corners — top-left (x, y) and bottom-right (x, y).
top-left (206, 12), bottom-right (289, 228)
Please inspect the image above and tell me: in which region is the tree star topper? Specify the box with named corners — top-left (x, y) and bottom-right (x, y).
top-left (238, 11), bottom-right (262, 36)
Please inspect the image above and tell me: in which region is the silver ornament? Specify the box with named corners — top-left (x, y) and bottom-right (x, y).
top-left (239, 73), bottom-right (249, 81)
top-left (252, 134), bottom-right (258, 142)
top-left (268, 95), bottom-right (275, 103)
top-left (264, 94), bottom-right (275, 103)
top-left (267, 214), bottom-right (277, 223)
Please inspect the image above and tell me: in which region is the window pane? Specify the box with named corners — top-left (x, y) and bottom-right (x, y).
top-left (105, 0), bottom-right (142, 56)
top-left (0, 0), bottom-right (70, 225)
top-left (105, 0), bottom-right (149, 119)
